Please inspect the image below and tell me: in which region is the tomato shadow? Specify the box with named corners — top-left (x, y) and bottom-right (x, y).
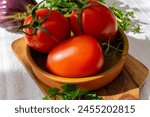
top-left (96, 35), bottom-right (150, 100)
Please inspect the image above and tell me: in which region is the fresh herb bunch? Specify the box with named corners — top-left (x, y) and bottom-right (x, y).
top-left (39, 0), bottom-right (104, 14)
top-left (39, 0), bottom-right (78, 14)
top-left (43, 84), bottom-right (103, 100)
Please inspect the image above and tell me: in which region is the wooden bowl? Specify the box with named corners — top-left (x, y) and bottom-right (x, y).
top-left (26, 29), bottom-right (128, 91)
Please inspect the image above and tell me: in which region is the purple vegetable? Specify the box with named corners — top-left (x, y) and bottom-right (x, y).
top-left (0, 0), bottom-right (37, 32)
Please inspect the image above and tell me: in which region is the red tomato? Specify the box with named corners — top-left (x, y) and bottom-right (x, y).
top-left (46, 35), bottom-right (104, 78)
top-left (24, 9), bottom-right (70, 53)
top-left (70, 1), bottom-right (118, 42)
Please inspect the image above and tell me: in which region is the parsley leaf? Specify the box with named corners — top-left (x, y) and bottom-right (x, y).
top-left (39, 0), bottom-right (77, 14)
top-left (109, 3), bottom-right (140, 33)
top-left (61, 84), bottom-right (77, 92)
top-left (43, 84), bottom-right (103, 100)
top-left (132, 25), bottom-right (141, 33)
top-left (48, 88), bottom-right (60, 99)
top-left (42, 96), bottom-right (49, 100)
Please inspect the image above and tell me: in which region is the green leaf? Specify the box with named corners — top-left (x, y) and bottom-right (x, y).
top-left (84, 92), bottom-right (102, 100)
top-left (61, 84), bottom-right (77, 92)
top-left (42, 96), bottom-right (49, 100)
top-left (48, 88), bottom-right (60, 99)
top-left (132, 25), bottom-right (141, 33)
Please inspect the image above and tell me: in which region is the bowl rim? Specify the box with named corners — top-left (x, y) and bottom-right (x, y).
top-left (26, 29), bottom-right (129, 83)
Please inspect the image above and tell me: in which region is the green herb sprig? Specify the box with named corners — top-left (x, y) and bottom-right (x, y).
top-left (39, 0), bottom-right (78, 14)
top-left (109, 3), bottom-right (140, 33)
top-left (43, 84), bottom-right (103, 100)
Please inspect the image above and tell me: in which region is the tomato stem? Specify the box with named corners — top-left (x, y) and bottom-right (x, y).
top-left (101, 42), bottom-right (123, 56)
top-left (19, 0), bottom-right (60, 43)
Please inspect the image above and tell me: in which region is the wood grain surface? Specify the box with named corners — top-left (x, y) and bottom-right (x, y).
top-left (12, 37), bottom-right (149, 100)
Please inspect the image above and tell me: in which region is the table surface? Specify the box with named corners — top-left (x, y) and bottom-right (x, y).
top-left (0, 0), bottom-right (150, 100)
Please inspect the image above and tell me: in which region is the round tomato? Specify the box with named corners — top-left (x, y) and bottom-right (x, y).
top-left (70, 0), bottom-right (118, 42)
top-left (23, 9), bottom-right (70, 53)
top-left (46, 35), bottom-right (104, 78)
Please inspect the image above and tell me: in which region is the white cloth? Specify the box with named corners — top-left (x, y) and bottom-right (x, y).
top-left (0, 0), bottom-right (150, 99)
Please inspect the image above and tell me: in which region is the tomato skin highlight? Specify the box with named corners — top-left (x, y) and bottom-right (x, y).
top-left (24, 9), bottom-right (70, 53)
top-left (70, 1), bottom-right (118, 42)
top-left (46, 35), bottom-right (104, 78)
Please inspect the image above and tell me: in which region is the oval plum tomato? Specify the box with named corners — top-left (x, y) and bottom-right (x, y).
top-left (46, 35), bottom-right (104, 78)
top-left (70, 0), bottom-right (118, 42)
top-left (23, 9), bottom-right (70, 53)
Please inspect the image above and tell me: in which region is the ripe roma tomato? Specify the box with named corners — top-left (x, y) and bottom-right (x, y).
top-left (70, 0), bottom-right (118, 42)
top-left (46, 35), bottom-right (104, 78)
top-left (23, 9), bottom-right (70, 53)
